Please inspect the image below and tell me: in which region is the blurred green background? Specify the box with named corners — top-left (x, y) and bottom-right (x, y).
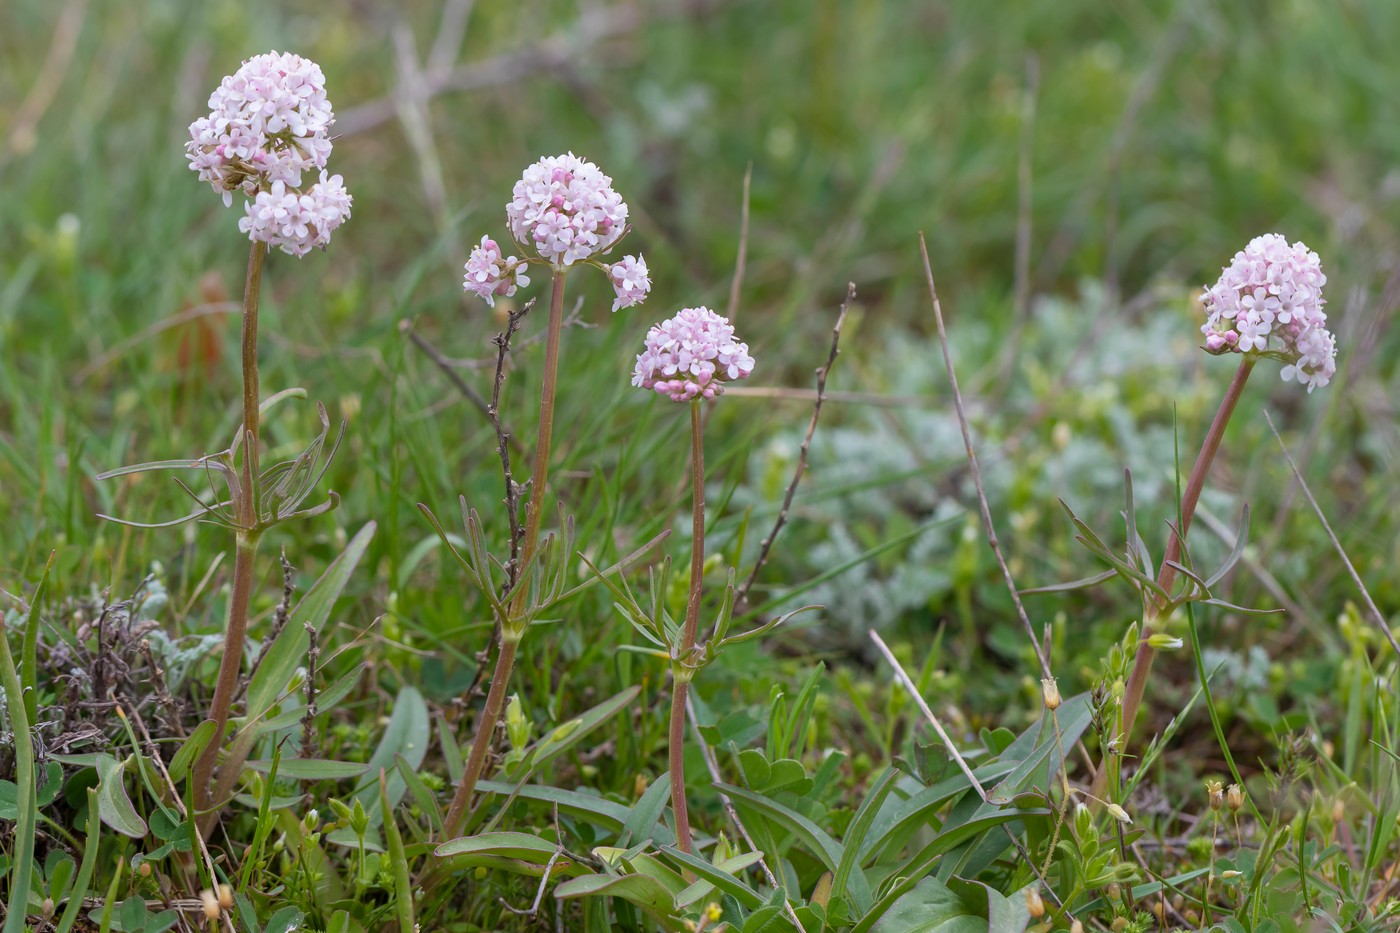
top-left (2, 0), bottom-right (1398, 732)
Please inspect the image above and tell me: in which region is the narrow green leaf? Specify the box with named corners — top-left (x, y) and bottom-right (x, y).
top-left (619, 770), bottom-right (672, 846)
top-left (167, 721), bottom-right (219, 784)
top-left (244, 758), bottom-right (368, 781)
top-left (833, 768), bottom-right (898, 914)
top-left (661, 847), bottom-right (765, 909)
top-left (246, 522), bottom-right (376, 720)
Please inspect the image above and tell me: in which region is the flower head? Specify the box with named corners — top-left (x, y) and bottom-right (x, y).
top-left (1200, 233), bottom-right (1335, 391)
top-left (188, 51), bottom-right (350, 256)
top-left (462, 236), bottom-right (530, 307)
top-left (606, 255), bottom-right (651, 312)
top-left (632, 307), bottom-right (754, 402)
top-left (507, 153), bottom-right (629, 266)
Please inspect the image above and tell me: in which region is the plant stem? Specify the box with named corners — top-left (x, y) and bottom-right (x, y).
top-left (192, 239), bottom-right (267, 825)
top-left (670, 399), bottom-right (707, 854)
top-left (0, 617), bottom-right (36, 933)
top-left (1114, 356), bottom-right (1255, 760)
top-left (442, 269), bottom-right (567, 839)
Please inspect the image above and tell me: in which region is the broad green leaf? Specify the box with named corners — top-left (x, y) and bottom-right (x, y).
top-left (244, 758), bottom-right (368, 781)
top-left (946, 878), bottom-right (1033, 933)
top-left (437, 831), bottom-right (562, 863)
top-left (738, 749), bottom-right (771, 788)
top-left (95, 754), bottom-right (146, 838)
top-left (868, 877), bottom-right (983, 932)
top-left (554, 874), bottom-right (685, 931)
top-left (245, 522), bottom-right (375, 720)
top-left (354, 686), bottom-right (429, 818)
top-left (719, 782), bottom-right (872, 908)
top-left (264, 906), bottom-right (305, 933)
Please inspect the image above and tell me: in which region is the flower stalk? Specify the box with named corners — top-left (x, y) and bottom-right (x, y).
top-left (1114, 355), bottom-right (1254, 755)
top-left (192, 239), bottom-right (267, 822)
top-left (669, 399), bottom-right (707, 854)
top-left (442, 268), bottom-right (567, 838)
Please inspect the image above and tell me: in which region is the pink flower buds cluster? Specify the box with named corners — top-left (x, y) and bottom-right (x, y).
top-left (633, 307), bottom-right (755, 402)
top-left (1200, 233), bottom-right (1336, 391)
top-left (463, 153), bottom-right (650, 313)
top-left (187, 51), bottom-right (351, 257)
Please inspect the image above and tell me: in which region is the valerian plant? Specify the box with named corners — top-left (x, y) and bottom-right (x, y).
top-left (97, 50), bottom-right (353, 829)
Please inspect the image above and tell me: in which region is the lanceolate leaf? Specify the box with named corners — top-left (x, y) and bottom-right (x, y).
top-left (246, 522), bottom-right (376, 720)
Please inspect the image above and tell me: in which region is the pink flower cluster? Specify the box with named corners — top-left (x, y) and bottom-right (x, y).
top-left (463, 237), bottom-right (531, 307)
top-left (1200, 233), bottom-right (1336, 391)
top-left (507, 153), bottom-right (629, 266)
top-left (632, 307), bottom-right (755, 402)
top-left (462, 154), bottom-right (650, 313)
top-left (187, 51), bottom-right (351, 256)
top-left (606, 255), bottom-right (651, 312)
top-left (238, 173), bottom-right (352, 258)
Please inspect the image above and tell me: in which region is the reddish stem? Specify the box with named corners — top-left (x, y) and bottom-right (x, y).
top-left (669, 399), bottom-right (707, 854)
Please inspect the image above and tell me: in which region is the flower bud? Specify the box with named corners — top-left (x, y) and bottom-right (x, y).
top-left (40, 898), bottom-right (55, 918)
top-left (1040, 678), bottom-right (1061, 711)
top-left (1226, 784), bottom-right (1244, 812)
top-left (1106, 803), bottom-right (1133, 825)
top-left (138, 861), bottom-right (152, 877)
top-left (1074, 803), bottom-right (1093, 841)
top-left (1146, 633), bottom-right (1184, 650)
top-left (1024, 887), bottom-right (1045, 919)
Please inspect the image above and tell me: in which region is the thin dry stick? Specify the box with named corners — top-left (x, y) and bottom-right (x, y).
top-left (1265, 411), bottom-right (1400, 660)
top-left (735, 283), bottom-right (853, 609)
top-left (918, 235), bottom-right (1052, 680)
top-left (868, 630), bottom-right (1062, 909)
top-left (401, 319), bottom-right (496, 426)
top-left (3, 0), bottom-right (88, 163)
top-left (726, 163), bottom-right (752, 321)
top-left (338, 3), bottom-right (660, 136)
top-left (428, 0), bottom-right (477, 75)
top-left (685, 695), bottom-right (808, 933)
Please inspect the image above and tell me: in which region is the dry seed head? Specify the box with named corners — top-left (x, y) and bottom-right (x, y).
top-left (1206, 779), bottom-right (1225, 811)
top-left (1070, 921), bottom-right (1084, 933)
top-left (200, 889), bottom-right (220, 920)
top-left (1040, 678), bottom-right (1061, 711)
top-left (218, 884), bottom-right (234, 909)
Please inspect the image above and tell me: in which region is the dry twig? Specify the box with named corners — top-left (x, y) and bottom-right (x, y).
top-left (1264, 411), bottom-right (1400, 660)
top-left (919, 235), bottom-right (1052, 679)
top-left (734, 284), bottom-right (853, 609)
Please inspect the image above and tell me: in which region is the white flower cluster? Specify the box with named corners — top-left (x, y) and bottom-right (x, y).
top-left (1200, 233), bottom-right (1336, 391)
top-left (186, 51), bottom-right (351, 256)
top-left (632, 307), bottom-right (755, 402)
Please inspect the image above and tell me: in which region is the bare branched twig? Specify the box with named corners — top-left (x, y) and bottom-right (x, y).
top-left (1264, 411), bottom-right (1400, 660)
top-left (301, 621), bottom-right (320, 757)
top-left (735, 283), bottom-right (853, 609)
top-left (401, 318), bottom-right (500, 431)
top-left (490, 300), bottom-right (536, 587)
top-left (919, 235), bottom-right (1053, 679)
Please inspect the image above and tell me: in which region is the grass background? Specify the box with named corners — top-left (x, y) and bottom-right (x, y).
top-left (3, 0), bottom-right (1400, 884)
